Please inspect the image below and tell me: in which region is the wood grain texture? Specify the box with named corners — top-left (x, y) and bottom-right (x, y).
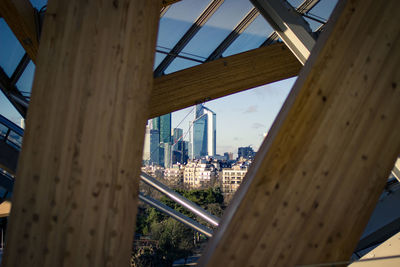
top-left (200, 0), bottom-right (400, 266)
top-left (3, 0), bottom-right (160, 266)
top-left (150, 43), bottom-right (301, 118)
top-left (0, 0), bottom-right (39, 63)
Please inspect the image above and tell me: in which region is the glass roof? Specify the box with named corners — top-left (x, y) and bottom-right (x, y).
top-left (180, 0), bottom-right (253, 59)
top-left (157, 0), bottom-right (212, 50)
top-left (16, 61), bottom-right (35, 98)
top-left (222, 14), bottom-right (274, 57)
top-left (0, 0), bottom-right (339, 120)
top-left (0, 19), bottom-right (25, 77)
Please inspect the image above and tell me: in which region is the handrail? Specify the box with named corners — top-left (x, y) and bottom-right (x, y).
top-left (140, 171), bottom-right (220, 227)
top-left (139, 193), bottom-right (213, 237)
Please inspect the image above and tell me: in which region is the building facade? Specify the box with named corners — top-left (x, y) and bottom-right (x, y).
top-left (221, 165), bottom-right (248, 194)
top-left (183, 160), bottom-right (217, 189)
top-left (190, 104), bottom-right (216, 159)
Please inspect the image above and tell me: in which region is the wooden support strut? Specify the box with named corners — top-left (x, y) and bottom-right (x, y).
top-left (3, 0), bottom-right (160, 266)
top-left (0, 0), bottom-right (39, 63)
top-left (150, 43), bottom-right (301, 118)
top-left (199, 0), bottom-right (400, 266)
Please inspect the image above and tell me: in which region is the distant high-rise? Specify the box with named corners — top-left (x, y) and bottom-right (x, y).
top-left (151, 114), bottom-right (172, 167)
top-left (190, 104), bottom-right (216, 159)
top-left (150, 129), bottom-right (160, 165)
top-left (153, 114), bottom-right (171, 144)
top-left (142, 124), bottom-right (151, 162)
top-left (173, 128), bottom-right (183, 143)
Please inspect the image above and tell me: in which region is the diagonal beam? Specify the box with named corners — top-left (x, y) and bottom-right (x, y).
top-left (0, 0), bottom-right (39, 64)
top-left (150, 43), bottom-right (301, 118)
top-left (261, 0), bottom-right (320, 47)
top-left (251, 0), bottom-right (316, 65)
top-left (2, 0), bottom-right (160, 266)
top-left (199, 0), bottom-right (400, 266)
top-left (207, 0), bottom-right (320, 63)
top-left (206, 8), bottom-right (259, 62)
top-left (154, 0), bottom-right (224, 77)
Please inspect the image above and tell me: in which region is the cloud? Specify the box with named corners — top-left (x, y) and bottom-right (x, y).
top-left (252, 122), bottom-right (265, 129)
top-left (243, 105), bottom-right (258, 113)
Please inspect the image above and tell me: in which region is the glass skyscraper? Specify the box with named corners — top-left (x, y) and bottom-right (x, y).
top-left (151, 113), bottom-right (172, 167)
top-left (153, 114), bottom-right (171, 144)
top-left (190, 104), bottom-right (216, 159)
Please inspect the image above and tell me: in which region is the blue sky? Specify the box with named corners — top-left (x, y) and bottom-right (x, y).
top-left (0, 0), bottom-right (337, 155)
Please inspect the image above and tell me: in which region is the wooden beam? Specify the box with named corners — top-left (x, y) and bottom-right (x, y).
top-left (200, 0), bottom-right (400, 266)
top-left (3, 0), bottom-right (160, 266)
top-left (0, 0), bottom-right (38, 63)
top-left (161, 0), bottom-right (181, 7)
top-left (150, 43), bottom-right (301, 118)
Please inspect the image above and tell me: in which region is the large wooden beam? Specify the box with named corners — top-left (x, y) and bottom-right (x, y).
top-left (150, 43), bottom-right (301, 118)
top-left (0, 0), bottom-right (39, 63)
top-left (200, 0), bottom-right (400, 266)
top-left (3, 0), bottom-right (160, 266)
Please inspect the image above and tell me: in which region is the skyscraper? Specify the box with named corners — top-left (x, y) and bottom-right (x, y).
top-left (151, 114), bottom-right (172, 167)
top-left (153, 113), bottom-right (171, 144)
top-left (142, 123), bottom-right (151, 163)
top-left (173, 128), bottom-right (183, 143)
top-left (149, 129), bottom-right (160, 165)
top-left (190, 104), bottom-right (216, 159)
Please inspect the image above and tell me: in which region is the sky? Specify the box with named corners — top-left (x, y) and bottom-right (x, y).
top-left (0, 0), bottom-right (338, 156)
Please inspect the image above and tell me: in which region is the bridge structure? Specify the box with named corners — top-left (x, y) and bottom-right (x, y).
top-left (0, 0), bottom-right (399, 266)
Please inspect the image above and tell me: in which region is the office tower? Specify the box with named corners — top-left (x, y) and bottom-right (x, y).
top-left (190, 104), bottom-right (216, 159)
top-left (151, 114), bottom-right (172, 166)
top-left (164, 142), bottom-right (172, 168)
top-left (142, 124), bottom-right (151, 163)
top-left (150, 129), bottom-right (160, 165)
top-left (153, 113), bottom-right (171, 144)
top-left (173, 128), bottom-right (183, 143)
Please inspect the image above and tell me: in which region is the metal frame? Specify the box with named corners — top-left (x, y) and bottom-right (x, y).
top-left (251, 0), bottom-right (316, 64)
top-left (206, 7), bottom-right (259, 62)
top-left (261, 0), bottom-right (320, 47)
top-left (139, 193), bottom-right (213, 237)
top-left (140, 171), bottom-right (220, 227)
top-left (154, 0), bottom-right (225, 77)
top-left (0, 68), bottom-right (27, 117)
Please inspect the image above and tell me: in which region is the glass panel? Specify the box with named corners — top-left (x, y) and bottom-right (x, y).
top-left (308, 0), bottom-right (339, 21)
top-left (30, 0), bottom-right (48, 10)
top-left (154, 52), bottom-right (167, 70)
top-left (304, 17), bottom-right (323, 32)
top-left (157, 0), bottom-right (212, 50)
top-left (0, 19), bottom-right (25, 77)
top-left (16, 61), bottom-right (36, 97)
top-left (181, 0), bottom-right (253, 59)
top-left (164, 57), bottom-right (201, 75)
top-left (223, 15), bottom-right (274, 57)
top-left (0, 92), bottom-right (23, 125)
